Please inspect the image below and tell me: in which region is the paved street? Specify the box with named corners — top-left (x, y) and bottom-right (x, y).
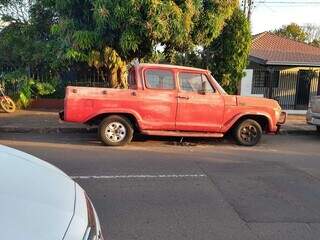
top-left (1, 132), bottom-right (320, 240)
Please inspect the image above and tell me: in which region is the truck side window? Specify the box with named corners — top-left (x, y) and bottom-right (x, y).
top-left (128, 68), bottom-right (137, 89)
top-left (145, 70), bottom-right (175, 90)
top-left (179, 73), bottom-right (215, 93)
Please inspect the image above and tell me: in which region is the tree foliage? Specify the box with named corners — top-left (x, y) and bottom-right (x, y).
top-left (174, 8), bottom-right (251, 94)
top-left (2, 69), bottom-right (56, 108)
top-left (0, 0), bottom-right (245, 93)
top-left (0, 0), bottom-right (59, 70)
top-left (203, 8), bottom-right (251, 94)
top-left (274, 23), bottom-right (307, 42)
top-left (51, 0), bottom-right (238, 87)
top-left (303, 24), bottom-right (320, 47)
top-left (310, 39), bottom-right (320, 47)
top-left (273, 23), bottom-right (320, 48)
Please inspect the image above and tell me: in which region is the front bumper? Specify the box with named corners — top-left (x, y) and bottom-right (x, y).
top-left (84, 195), bottom-right (104, 240)
top-left (277, 111), bottom-right (287, 125)
top-left (306, 110), bottom-right (320, 126)
top-left (63, 184), bottom-right (104, 240)
top-left (275, 111), bottom-right (287, 134)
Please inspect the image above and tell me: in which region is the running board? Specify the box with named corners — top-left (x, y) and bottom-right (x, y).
top-left (141, 130), bottom-right (224, 138)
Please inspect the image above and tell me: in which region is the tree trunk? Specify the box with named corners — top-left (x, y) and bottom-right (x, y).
top-left (117, 63), bottom-right (128, 89)
top-left (103, 47), bottom-right (128, 89)
top-left (110, 68), bottom-right (118, 88)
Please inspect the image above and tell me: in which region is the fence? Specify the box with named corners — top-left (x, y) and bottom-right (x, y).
top-left (62, 69), bottom-right (109, 88)
top-left (251, 69), bottom-right (320, 110)
top-left (0, 66), bottom-right (17, 95)
top-left (0, 66), bottom-right (108, 96)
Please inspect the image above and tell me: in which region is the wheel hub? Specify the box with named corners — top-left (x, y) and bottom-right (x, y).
top-left (240, 125), bottom-right (258, 143)
top-left (105, 122), bottom-right (126, 143)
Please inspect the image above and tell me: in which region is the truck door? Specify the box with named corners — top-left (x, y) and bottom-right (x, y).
top-left (175, 72), bottom-right (224, 132)
top-left (138, 68), bottom-right (178, 130)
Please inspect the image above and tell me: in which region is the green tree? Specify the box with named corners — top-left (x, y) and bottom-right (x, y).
top-left (51, 0), bottom-right (238, 88)
top-left (310, 39), bottom-right (320, 47)
top-left (0, 0), bottom-right (61, 103)
top-left (303, 24), bottom-right (320, 47)
top-left (303, 24), bottom-right (320, 42)
top-left (0, 0), bottom-right (59, 71)
top-left (202, 8), bottom-right (251, 94)
top-left (274, 23), bottom-right (307, 42)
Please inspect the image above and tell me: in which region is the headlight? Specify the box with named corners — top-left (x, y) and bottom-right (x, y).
top-left (83, 195), bottom-right (103, 240)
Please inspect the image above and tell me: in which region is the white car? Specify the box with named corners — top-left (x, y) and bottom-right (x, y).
top-left (307, 96), bottom-right (320, 133)
top-left (0, 145), bottom-right (104, 240)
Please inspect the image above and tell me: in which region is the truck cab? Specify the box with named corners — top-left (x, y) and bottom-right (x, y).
top-left (61, 64), bottom-right (286, 146)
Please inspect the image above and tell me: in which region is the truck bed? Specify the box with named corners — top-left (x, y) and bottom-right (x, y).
top-left (64, 86), bottom-right (136, 123)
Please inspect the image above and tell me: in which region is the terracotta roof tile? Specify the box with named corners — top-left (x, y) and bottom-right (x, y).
top-left (250, 32), bottom-right (320, 66)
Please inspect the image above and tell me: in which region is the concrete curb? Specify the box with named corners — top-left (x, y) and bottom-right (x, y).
top-left (280, 129), bottom-right (318, 136)
top-left (0, 126), bottom-right (317, 136)
top-left (0, 127), bottom-right (98, 134)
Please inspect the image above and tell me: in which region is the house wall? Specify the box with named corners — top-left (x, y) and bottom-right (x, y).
top-left (240, 70), bottom-right (263, 96)
top-left (243, 64), bottom-right (320, 110)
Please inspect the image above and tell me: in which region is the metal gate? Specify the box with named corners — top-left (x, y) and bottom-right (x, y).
top-left (251, 69), bottom-right (320, 110)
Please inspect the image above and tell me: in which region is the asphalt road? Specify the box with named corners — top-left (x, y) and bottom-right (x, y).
top-left (1, 132), bottom-right (320, 240)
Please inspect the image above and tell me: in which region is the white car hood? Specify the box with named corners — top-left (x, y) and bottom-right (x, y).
top-left (0, 145), bottom-right (75, 240)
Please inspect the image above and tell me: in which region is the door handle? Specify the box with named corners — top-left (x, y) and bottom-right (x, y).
top-left (177, 96), bottom-right (190, 100)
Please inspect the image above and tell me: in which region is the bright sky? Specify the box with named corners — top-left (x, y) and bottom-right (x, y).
top-left (249, 0), bottom-right (320, 34)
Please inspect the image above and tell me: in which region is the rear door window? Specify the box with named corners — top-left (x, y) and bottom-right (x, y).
top-left (128, 68), bottom-right (137, 89)
top-left (145, 70), bottom-right (175, 90)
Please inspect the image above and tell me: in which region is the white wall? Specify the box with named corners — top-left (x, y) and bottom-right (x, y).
top-left (240, 69), bottom-right (253, 96)
top-left (240, 69), bottom-right (263, 97)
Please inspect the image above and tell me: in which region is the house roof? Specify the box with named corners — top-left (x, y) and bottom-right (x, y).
top-left (250, 32), bottom-right (320, 67)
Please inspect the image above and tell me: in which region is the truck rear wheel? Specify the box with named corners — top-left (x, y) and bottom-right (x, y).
top-left (99, 115), bottom-right (134, 146)
top-left (317, 126), bottom-right (320, 134)
top-left (233, 119), bottom-right (262, 146)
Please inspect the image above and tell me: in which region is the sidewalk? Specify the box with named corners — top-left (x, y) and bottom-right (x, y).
top-left (0, 110), bottom-right (95, 133)
top-left (281, 114), bottom-right (316, 135)
top-left (0, 110), bottom-right (317, 135)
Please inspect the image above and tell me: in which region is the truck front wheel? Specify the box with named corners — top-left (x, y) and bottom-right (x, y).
top-left (233, 119), bottom-right (262, 146)
top-left (99, 115), bottom-right (134, 146)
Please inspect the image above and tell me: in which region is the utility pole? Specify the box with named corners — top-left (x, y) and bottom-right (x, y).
top-left (242, 0), bottom-right (254, 23)
top-left (247, 0), bottom-right (253, 23)
top-left (243, 0), bottom-right (248, 15)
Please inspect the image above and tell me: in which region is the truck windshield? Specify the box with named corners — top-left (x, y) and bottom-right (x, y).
top-left (211, 75), bottom-right (227, 95)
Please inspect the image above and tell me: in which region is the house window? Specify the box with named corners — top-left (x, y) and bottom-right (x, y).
top-left (253, 71), bottom-right (266, 87)
top-left (253, 70), bottom-right (279, 88)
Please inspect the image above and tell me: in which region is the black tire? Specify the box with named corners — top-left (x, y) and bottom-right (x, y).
top-left (99, 115), bottom-right (134, 146)
top-left (317, 126), bottom-right (320, 134)
top-left (233, 119), bottom-right (262, 146)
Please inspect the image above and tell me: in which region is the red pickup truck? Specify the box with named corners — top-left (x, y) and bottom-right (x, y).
top-left (60, 64), bottom-right (286, 146)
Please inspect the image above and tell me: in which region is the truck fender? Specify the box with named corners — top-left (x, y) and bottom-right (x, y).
top-left (84, 109), bottom-right (143, 128)
top-left (222, 112), bottom-right (274, 133)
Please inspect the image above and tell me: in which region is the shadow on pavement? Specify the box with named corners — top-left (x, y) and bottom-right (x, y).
top-left (0, 131), bottom-right (234, 148)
